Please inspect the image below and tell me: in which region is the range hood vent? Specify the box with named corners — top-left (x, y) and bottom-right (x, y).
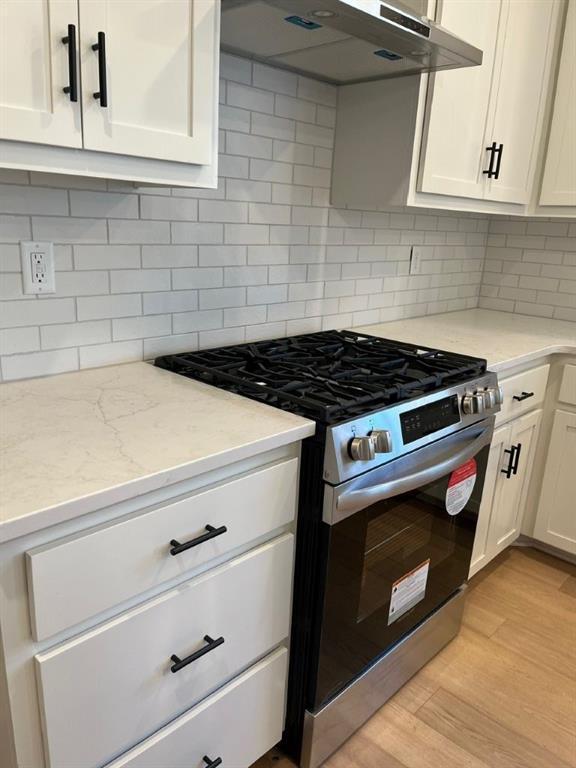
top-left (221, 0), bottom-right (482, 84)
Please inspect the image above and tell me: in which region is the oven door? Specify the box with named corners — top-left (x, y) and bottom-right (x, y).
top-left (313, 417), bottom-right (494, 710)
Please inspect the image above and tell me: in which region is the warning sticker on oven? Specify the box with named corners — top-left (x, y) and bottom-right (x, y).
top-left (388, 559), bottom-right (430, 626)
top-left (446, 457), bottom-right (477, 516)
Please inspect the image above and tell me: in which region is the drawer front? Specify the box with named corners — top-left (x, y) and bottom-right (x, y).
top-left (27, 458), bottom-right (298, 641)
top-left (105, 648), bottom-right (288, 768)
top-left (35, 534), bottom-right (294, 768)
top-left (559, 364), bottom-right (576, 406)
top-left (496, 364), bottom-right (549, 425)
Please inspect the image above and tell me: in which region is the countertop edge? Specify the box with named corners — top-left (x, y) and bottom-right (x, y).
top-left (0, 421), bottom-right (315, 545)
top-left (488, 343), bottom-right (576, 372)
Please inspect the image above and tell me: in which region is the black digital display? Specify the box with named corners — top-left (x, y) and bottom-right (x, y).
top-left (401, 395), bottom-right (460, 443)
top-left (380, 5), bottom-right (431, 37)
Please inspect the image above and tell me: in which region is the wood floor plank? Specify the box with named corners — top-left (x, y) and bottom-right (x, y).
top-left (251, 548), bottom-right (576, 768)
top-left (416, 687), bottom-right (574, 768)
top-left (491, 619), bottom-right (576, 679)
top-left (504, 547), bottom-right (576, 587)
top-left (561, 575), bottom-right (576, 598)
top-left (346, 701), bottom-right (492, 768)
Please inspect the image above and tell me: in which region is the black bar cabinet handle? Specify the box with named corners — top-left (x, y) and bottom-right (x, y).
top-left (501, 445), bottom-right (516, 479)
top-left (483, 141), bottom-right (497, 178)
top-left (170, 524), bottom-right (227, 556)
top-left (493, 143), bottom-right (504, 180)
top-left (511, 442), bottom-right (522, 476)
top-left (203, 756), bottom-right (223, 768)
top-left (62, 24), bottom-right (78, 102)
top-left (170, 635), bottom-right (224, 673)
top-left (92, 31), bottom-right (108, 107)
top-left (513, 391), bottom-right (534, 402)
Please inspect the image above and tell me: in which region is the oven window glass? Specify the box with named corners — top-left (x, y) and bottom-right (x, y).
top-left (313, 444), bottom-right (489, 710)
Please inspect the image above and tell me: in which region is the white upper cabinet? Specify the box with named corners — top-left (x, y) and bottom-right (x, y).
top-left (418, 0), bottom-right (501, 200)
top-left (485, 0), bottom-right (558, 204)
top-left (540, 0), bottom-right (576, 207)
top-left (332, 0), bottom-right (567, 216)
top-left (0, 0), bottom-right (219, 187)
top-left (0, 0), bottom-right (82, 147)
top-left (79, 0), bottom-right (216, 164)
top-left (419, 0), bottom-right (558, 205)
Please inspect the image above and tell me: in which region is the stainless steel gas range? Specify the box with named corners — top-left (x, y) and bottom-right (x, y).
top-left (156, 330), bottom-right (502, 767)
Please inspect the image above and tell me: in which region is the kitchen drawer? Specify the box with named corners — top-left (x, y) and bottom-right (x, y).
top-left (27, 457), bottom-right (298, 641)
top-left (35, 534), bottom-right (293, 768)
top-left (559, 365), bottom-right (576, 406)
top-left (105, 647), bottom-right (288, 768)
top-left (496, 364), bottom-right (549, 425)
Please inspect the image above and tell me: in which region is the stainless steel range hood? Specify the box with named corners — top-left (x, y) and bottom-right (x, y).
top-left (220, 0), bottom-right (482, 84)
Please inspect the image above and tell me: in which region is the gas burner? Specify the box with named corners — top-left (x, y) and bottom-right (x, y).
top-left (155, 330), bottom-right (486, 423)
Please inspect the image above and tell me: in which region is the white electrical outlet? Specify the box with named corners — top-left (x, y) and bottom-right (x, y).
top-left (409, 246), bottom-right (422, 276)
top-left (21, 241), bottom-right (56, 294)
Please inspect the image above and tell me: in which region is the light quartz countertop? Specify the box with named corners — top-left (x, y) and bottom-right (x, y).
top-left (0, 362), bottom-right (314, 543)
top-left (355, 309), bottom-right (576, 373)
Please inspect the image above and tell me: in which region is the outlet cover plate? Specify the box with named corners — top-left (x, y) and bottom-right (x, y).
top-left (21, 241), bottom-right (55, 294)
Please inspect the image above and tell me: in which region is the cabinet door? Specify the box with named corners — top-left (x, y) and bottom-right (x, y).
top-left (540, 0), bottom-right (576, 207)
top-left (418, 0), bottom-right (502, 199)
top-left (533, 410), bottom-right (576, 554)
top-left (488, 409), bottom-right (542, 556)
top-left (469, 423), bottom-right (511, 577)
top-left (0, 0), bottom-right (81, 146)
top-left (484, 0), bottom-right (559, 204)
top-left (79, 0), bottom-right (217, 164)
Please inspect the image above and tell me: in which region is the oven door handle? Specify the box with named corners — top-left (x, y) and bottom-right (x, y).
top-left (332, 423), bottom-right (493, 522)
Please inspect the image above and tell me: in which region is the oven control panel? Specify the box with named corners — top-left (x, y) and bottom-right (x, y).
top-left (400, 394), bottom-right (460, 444)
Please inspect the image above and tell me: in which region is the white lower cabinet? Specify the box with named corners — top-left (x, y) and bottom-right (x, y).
top-left (470, 409), bottom-right (542, 576)
top-left (533, 410), bottom-right (576, 555)
top-left (35, 534), bottom-right (294, 768)
top-left (105, 647), bottom-right (288, 768)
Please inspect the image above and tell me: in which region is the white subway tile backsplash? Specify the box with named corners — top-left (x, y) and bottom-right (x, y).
top-left (1, 299), bottom-right (75, 328)
top-left (113, 314), bottom-right (172, 341)
top-left (32, 216), bottom-right (107, 243)
top-left (0, 215), bottom-right (31, 242)
top-left (2, 348), bottom-right (78, 380)
top-left (77, 294), bottom-right (142, 321)
top-left (1, 55), bottom-right (572, 381)
top-left (0, 184), bottom-right (68, 216)
top-left (74, 245), bottom-right (141, 270)
top-left (70, 191), bottom-right (138, 219)
top-left (172, 268), bottom-right (223, 289)
top-left (0, 326), bottom-right (40, 355)
top-left (253, 63), bottom-right (297, 96)
top-left (41, 320), bottom-right (111, 350)
top-left (109, 219), bottom-right (170, 244)
top-left (110, 269), bottom-right (170, 294)
top-left (79, 340), bottom-right (143, 369)
top-left (140, 196), bottom-right (198, 222)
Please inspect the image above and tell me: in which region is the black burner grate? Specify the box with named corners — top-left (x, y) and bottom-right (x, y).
top-left (155, 330), bottom-right (486, 423)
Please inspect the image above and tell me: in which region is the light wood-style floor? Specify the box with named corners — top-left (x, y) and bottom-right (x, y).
top-left (253, 546), bottom-right (576, 768)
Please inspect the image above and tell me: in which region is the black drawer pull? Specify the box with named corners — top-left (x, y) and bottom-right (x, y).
top-left (170, 524), bottom-right (227, 556)
top-left (501, 445), bottom-right (516, 479)
top-left (92, 31), bottom-right (108, 107)
top-left (512, 442), bottom-right (522, 475)
top-left (493, 142), bottom-right (504, 180)
top-left (62, 24), bottom-right (78, 102)
top-left (483, 141), bottom-right (498, 178)
top-left (170, 635), bottom-right (224, 673)
top-left (203, 756), bottom-right (222, 768)
top-left (513, 391), bottom-right (534, 402)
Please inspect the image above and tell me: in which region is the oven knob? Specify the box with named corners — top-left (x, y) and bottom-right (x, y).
top-left (370, 429), bottom-right (393, 453)
top-left (461, 393), bottom-right (485, 415)
top-left (483, 388), bottom-right (496, 409)
top-left (495, 385), bottom-right (504, 405)
top-left (349, 436), bottom-right (376, 461)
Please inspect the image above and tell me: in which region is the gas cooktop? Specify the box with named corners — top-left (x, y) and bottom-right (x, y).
top-left (155, 330), bottom-right (487, 423)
